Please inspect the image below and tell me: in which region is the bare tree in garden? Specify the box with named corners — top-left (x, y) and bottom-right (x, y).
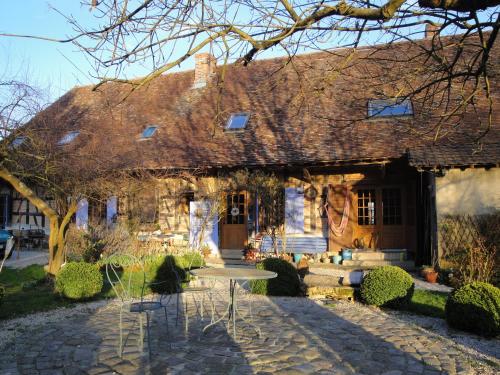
top-left (1, 1), bottom-right (497, 137)
top-left (0, 78), bottom-right (138, 274)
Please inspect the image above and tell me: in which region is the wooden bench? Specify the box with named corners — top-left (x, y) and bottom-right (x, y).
top-left (260, 235), bottom-right (327, 254)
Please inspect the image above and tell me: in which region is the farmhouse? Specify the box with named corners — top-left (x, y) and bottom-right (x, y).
top-left (2, 29), bottom-right (499, 268)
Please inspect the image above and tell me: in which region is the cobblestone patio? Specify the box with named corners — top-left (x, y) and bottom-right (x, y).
top-left (0, 287), bottom-right (497, 375)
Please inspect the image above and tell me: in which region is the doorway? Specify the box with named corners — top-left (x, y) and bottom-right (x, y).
top-left (220, 191), bottom-right (247, 249)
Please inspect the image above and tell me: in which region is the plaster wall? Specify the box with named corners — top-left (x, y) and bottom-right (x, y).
top-left (436, 168), bottom-right (500, 215)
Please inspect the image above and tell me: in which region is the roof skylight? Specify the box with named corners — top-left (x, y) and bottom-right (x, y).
top-left (141, 125), bottom-right (158, 139)
top-left (226, 113), bottom-right (249, 131)
top-left (57, 131), bottom-right (80, 145)
top-left (368, 99), bottom-right (413, 118)
top-left (11, 136), bottom-right (27, 148)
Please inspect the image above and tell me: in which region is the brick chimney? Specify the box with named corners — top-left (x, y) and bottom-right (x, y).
top-left (425, 24), bottom-right (440, 39)
top-left (193, 53), bottom-right (216, 88)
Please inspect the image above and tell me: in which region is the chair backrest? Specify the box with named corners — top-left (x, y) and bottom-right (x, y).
top-left (0, 236), bottom-right (15, 273)
top-left (105, 253), bottom-right (146, 303)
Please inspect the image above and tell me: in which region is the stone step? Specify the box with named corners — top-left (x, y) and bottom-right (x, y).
top-left (351, 251), bottom-right (407, 261)
top-left (219, 249), bottom-right (244, 260)
top-left (205, 257), bottom-right (254, 268)
top-left (341, 259), bottom-right (415, 269)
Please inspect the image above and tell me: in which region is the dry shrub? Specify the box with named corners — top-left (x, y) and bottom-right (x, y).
top-left (65, 223), bottom-right (134, 262)
top-left (440, 212), bottom-right (499, 286)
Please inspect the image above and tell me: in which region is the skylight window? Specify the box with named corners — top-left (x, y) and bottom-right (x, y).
top-left (11, 136), bottom-right (27, 148)
top-left (226, 113), bottom-right (249, 131)
top-left (368, 99), bottom-right (413, 118)
top-left (57, 131), bottom-right (80, 145)
top-left (141, 125), bottom-right (158, 139)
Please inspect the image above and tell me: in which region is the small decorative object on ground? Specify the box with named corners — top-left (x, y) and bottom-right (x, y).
top-left (421, 265), bottom-right (439, 283)
top-left (296, 257), bottom-right (309, 278)
top-left (332, 254), bottom-right (342, 264)
top-left (360, 266), bottom-right (414, 307)
top-left (445, 281), bottom-right (500, 337)
top-left (243, 244), bottom-right (257, 261)
top-left (279, 253), bottom-right (292, 263)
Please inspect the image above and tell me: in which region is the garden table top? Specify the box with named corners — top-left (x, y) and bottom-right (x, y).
top-left (190, 267), bottom-right (276, 281)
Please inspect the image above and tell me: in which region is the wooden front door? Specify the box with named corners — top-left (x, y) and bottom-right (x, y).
top-left (353, 186), bottom-right (406, 249)
top-left (221, 191), bottom-right (248, 249)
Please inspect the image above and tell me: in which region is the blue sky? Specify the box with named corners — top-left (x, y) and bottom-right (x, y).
top-left (0, 1), bottom-right (99, 98)
top-left (0, 1), bottom-right (197, 100)
top-left (1, 2), bottom-right (495, 102)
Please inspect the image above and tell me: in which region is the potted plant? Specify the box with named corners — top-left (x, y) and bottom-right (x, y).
top-left (200, 245), bottom-right (212, 259)
top-left (243, 244), bottom-right (257, 261)
top-left (421, 265), bottom-right (438, 283)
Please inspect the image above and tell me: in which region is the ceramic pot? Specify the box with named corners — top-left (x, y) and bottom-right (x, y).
top-left (424, 271), bottom-right (438, 283)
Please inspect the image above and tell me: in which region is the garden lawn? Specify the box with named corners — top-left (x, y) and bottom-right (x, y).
top-left (405, 289), bottom-right (449, 318)
top-left (0, 253), bottom-right (203, 320)
top-left (0, 265), bottom-right (74, 320)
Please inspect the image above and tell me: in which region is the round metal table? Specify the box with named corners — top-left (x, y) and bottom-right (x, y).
top-left (190, 267), bottom-right (277, 339)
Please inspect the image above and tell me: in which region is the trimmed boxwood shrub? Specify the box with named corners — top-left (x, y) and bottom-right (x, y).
top-left (56, 262), bottom-right (103, 300)
top-left (251, 258), bottom-right (300, 296)
top-left (360, 266), bottom-right (414, 307)
top-left (445, 282), bottom-right (500, 337)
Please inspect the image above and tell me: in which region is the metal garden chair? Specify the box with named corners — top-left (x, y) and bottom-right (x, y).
top-left (164, 251), bottom-right (216, 334)
top-left (105, 254), bottom-right (169, 359)
top-left (0, 236), bottom-right (15, 273)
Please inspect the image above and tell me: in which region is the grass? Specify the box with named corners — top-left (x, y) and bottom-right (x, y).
top-left (0, 253), bottom-right (202, 320)
top-left (405, 289), bottom-right (449, 318)
top-left (0, 265), bottom-right (74, 320)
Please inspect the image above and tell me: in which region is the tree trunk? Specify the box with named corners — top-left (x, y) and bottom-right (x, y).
top-left (46, 203), bottom-right (77, 275)
top-left (0, 168), bottom-right (76, 275)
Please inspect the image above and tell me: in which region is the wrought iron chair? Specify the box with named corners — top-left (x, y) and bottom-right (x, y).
top-left (162, 251), bottom-right (216, 334)
top-left (105, 254), bottom-right (168, 359)
top-left (0, 236), bottom-right (14, 273)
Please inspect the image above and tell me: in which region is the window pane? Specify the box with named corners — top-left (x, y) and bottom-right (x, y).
top-left (226, 114), bottom-right (249, 130)
top-left (368, 99), bottom-right (413, 117)
top-left (357, 189), bottom-right (376, 226)
top-left (58, 131), bottom-right (80, 145)
top-left (142, 126), bottom-right (158, 138)
top-left (383, 188), bottom-right (402, 225)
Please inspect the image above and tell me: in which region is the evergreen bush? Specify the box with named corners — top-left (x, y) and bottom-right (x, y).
top-left (55, 262), bottom-right (103, 300)
top-left (360, 266), bottom-right (414, 307)
top-left (445, 282), bottom-right (500, 337)
top-left (251, 258), bottom-right (300, 296)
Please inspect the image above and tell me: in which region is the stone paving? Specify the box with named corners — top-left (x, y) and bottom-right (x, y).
top-left (0, 287), bottom-right (489, 375)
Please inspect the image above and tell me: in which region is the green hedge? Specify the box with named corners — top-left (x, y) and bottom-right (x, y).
top-left (360, 266), bottom-right (414, 307)
top-left (251, 258), bottom-right (300, 296)
top-left (445, 282), bottom-right (500, 337)
top-left (56, 262), bottom-right (103, 300)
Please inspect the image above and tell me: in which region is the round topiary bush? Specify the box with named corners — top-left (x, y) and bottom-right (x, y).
top-left (360, 266), bottom-right (414, 307)
top-left (56, 262), bottom-right (103, 300)
top-left (251, 258), bottom-right (300, 296)
top-left (445, 282), bottom-right (500, 337)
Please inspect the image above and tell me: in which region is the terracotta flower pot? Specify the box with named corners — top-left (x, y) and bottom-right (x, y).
top-left (424, 270), bottom-right (438, 283)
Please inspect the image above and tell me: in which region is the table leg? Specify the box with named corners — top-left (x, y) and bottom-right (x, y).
top-left (202, 279), bottom-right (261, 340)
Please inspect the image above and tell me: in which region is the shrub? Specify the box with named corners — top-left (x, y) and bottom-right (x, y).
top-left (360, 266), bottom-right (414, 307)
top-left (55, 262), bottom-right (103, 300)
top-left (445, 282), bottom-right (500, 337)
top-left (251, 258), bottom-right (300, 296)
top-left (0, 285), bottom-right (4, 305)
top-left (150, 256), bottom-right (185, 295)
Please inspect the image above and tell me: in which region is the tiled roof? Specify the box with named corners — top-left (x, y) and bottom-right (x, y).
top-left (28, 34), bottom-right (500, 171)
